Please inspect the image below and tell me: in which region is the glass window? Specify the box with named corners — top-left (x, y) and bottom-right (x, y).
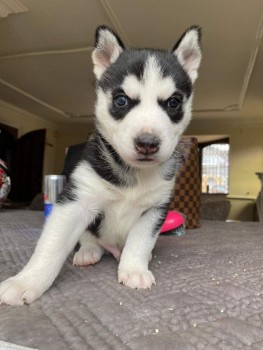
top-left (202, 144), bottom-right (230, 194)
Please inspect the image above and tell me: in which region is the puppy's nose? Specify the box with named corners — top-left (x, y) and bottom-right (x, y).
top-left (134, 133), bottom-right (160, 155)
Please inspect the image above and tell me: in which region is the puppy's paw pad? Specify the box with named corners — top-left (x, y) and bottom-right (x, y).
top-left (73, 244), bottom-right (103, 266)
top-left (0, 278), bottom-right (40, 305)
top-left (118, 269), bottom-right (156, 289)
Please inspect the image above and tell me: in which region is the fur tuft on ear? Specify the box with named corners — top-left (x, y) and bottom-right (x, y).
top-left (173, 26), bottom-right (202, 83)
top-left (92, 26), bottom-right (125, 79)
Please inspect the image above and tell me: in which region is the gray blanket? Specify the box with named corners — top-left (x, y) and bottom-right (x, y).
top-left (0, 210), bottom-right (263, 349)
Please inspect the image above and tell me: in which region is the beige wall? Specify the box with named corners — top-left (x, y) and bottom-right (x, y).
top-left (54, 122), bottom-right (94, 174)
top-left (187, 118), bottom-right (263, 221)
top-left (0, 100), bottom-right (95, 178)
top-left (0, 100), bottom-right (58, 178)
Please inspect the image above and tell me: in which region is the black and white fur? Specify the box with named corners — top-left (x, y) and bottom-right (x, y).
top-left (0, 26), bottom-right (201, 305)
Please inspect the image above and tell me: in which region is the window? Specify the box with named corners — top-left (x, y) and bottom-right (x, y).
top-left (201, 143), bottom-right (230, 194)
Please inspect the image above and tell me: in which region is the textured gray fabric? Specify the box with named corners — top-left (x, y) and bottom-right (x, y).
top-left (0, 209), bottom-right (263, 350)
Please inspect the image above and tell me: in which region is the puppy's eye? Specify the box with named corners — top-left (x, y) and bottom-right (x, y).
top-left (114, 95), bottom-right (129, 107)
top-left (167, 97), bottom-right (181, 109)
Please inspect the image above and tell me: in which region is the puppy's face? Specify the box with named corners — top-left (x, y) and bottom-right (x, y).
top-left (93, 26), bottom-right (201, 168)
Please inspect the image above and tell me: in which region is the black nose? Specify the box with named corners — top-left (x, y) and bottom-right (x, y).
top-left (134, 133), bottom-right (160, 155)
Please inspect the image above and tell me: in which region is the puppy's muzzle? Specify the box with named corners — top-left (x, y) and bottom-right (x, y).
top-left (134, 133), bottom-right (160, 156)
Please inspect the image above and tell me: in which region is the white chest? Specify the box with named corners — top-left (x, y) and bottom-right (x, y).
top-left (99, 169), bottom-right (173, 247)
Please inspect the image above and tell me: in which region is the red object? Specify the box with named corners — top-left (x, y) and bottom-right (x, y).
top-left (0, 159), bottom-right (11, 208)
top-left (160, 211), bottom-right (185, 233)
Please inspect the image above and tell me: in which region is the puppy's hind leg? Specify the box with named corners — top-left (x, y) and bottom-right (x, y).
top-left (0, 200), bottom-right (98, 305)
top-left (73, 230), bottom-right (104, 266)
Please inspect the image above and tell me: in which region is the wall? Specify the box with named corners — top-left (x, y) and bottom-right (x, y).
top-left (0, 99), bottom-right (58, 178)
top-left (187, 118), bottom-right (263, 221)
top-left (54, 122), bottom-right (94, 174)
top-left (0, 100), bottom-right (95, 177)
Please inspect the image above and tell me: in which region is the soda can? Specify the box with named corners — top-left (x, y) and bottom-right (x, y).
top-left (44, 175), bottom-right (66, 218)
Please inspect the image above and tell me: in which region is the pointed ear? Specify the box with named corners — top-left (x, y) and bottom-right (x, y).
top-left (92, 26), bottom-right (125, 79)
top-left (173, 26), bottom-right (202, 83)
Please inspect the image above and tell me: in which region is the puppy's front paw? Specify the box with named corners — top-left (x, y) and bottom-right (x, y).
top-left (118, 268), bottom-right (156, 289)
top-left (0, 277), bottom-right (42, 305)
top-left (73, 243), bottom-right (104, 266)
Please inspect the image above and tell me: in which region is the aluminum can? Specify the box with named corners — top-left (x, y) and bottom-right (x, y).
top-left (44, 175), bottom-right (66, 218)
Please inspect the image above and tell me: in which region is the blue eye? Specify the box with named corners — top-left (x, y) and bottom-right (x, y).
top-left (114, 95), bottom-right (128, 107)
top-left (167, 97), bottom-right (181, 109)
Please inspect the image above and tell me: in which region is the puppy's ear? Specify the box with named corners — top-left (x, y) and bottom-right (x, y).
top-left (172, 26), bottom-right (202, 83)
top-left (92, 26), bottom-right (125, 79)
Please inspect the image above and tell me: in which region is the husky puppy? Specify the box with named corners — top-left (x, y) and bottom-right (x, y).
top-left (0, 25), bottom-right (201, 305)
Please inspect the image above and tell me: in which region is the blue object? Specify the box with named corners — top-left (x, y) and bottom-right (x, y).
top-left (44, 203), bottom-right (53, 218)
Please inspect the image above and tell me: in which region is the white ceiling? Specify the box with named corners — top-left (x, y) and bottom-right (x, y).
top-left (0, 0), bottom-right (263, 125)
